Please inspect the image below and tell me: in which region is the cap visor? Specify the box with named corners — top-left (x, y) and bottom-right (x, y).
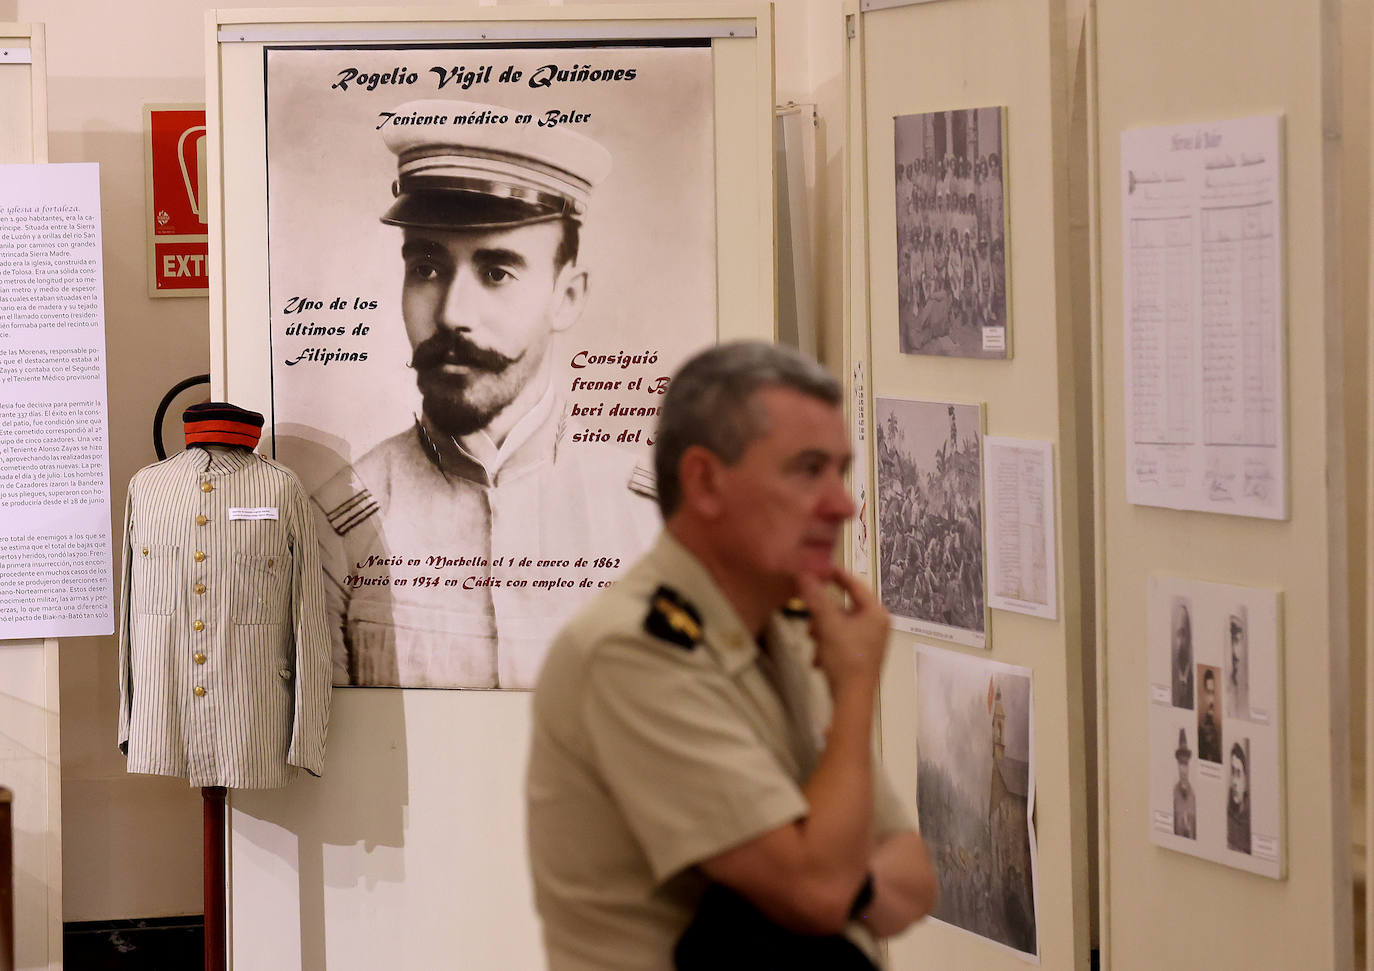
top-left (381, 190), bottom-right (564, 230)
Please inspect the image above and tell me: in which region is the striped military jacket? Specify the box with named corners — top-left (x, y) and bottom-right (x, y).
top-left (117, 446), bottom-right (331, 788)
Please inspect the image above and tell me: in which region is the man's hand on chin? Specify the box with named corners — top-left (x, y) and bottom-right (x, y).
top-left (796, 569), bottom-right (888, 693)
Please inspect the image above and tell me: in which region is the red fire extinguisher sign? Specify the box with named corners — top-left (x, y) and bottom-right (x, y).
top-left (144, 104), bottom-right (209, 297)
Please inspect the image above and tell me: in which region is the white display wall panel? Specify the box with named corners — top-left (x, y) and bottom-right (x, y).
top-left (0, 22), bottom-right (62, 970)
top-left (1093, 0), bottom-right (1354, 967)
top-left (211, 6), bottom-right (776, 969)
top-left (843, 0), bottom-right (1092, 967)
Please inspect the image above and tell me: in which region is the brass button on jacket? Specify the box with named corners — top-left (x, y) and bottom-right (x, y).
top-left (193, 685), bottom-right (206, 697)
top-left (196, 514), bottom-right (208, 526)
top-left (194, 583), bottom-right (206, 595)
top-left (192, 620), bottom-right (205, 632)
top-left (201, 482), bottom-right (214, 493)
top-left (194, 653), bottom-right (207, 665)
top-left (193, 550), bottom-right (205, 562)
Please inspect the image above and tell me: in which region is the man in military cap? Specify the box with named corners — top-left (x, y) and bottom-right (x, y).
top-left (313, 100), bottom-right (659, 689)
top-left (1172, 728), bottom-right (1197, 839)
top-left (528, 342), bottom-right (937, 970)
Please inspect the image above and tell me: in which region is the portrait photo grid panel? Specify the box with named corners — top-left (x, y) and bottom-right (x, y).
top-left (1146, 575), bottom-right (1283, 877)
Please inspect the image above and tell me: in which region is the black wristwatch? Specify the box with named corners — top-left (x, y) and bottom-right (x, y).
top-left (848, 873), bottom-right (876, 919)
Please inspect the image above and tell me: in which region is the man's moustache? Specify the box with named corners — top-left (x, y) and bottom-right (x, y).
top-left (410, 332), bottom-right (517, 373)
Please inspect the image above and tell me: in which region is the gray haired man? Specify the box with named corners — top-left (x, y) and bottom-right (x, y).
top-left (527, 341), bottom-right (937, 970)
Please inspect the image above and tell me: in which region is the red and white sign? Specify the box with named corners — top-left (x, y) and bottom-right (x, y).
top-left (144, 105), bottom-right (208, 296)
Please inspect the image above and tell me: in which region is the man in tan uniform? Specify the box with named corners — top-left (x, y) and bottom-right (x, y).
top-left (527, 342), bottom-right (938, 969)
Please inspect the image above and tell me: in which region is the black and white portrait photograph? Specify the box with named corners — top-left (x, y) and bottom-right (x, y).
top-left (262, 44), bottom-right (718, 689)
top-left (1148, 576), bottom-right (1283, 877)
top-left (1170, 596), bottom-right (1194, 709)
top-left (1225, 606), bottom-right (1250, 719)
top-left (1227, 737), bottom-right (1252, 855)
top-left (893, 106), bottom-right (1009, 359)
top-left (875, 397), bottom-right (986, 648)
top-left (915, 645), bottom-right (1037, 960)
top-left (1171, 727), bottom-right (1197, 840)
top-left (1196, 664), bottom-right (1222, 764)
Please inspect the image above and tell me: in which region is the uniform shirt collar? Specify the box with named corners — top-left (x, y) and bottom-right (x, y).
top-left (646, 532), bottom-right (800, 677)
top-left (187, 445), bottom-right (257, 476)
top-left (416, 380), bottom-right (558, 486)
top-left (457, 380), bottom-right (556, 477)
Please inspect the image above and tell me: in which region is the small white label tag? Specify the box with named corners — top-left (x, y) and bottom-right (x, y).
top-left (1150, 684), bottom-right (1170, 705)
top-left (982, 326), bottom-right (1006, 351)
top-left (1252, 834), bottom-right (1279, 861)
top-left (229, 507), bottom-right (279, 521)
top-left (1152, 810), bottom-right (1173, 833)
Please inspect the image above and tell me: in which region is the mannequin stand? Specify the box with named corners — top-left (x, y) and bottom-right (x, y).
top-left (203, 787), bottom-right (227, 971)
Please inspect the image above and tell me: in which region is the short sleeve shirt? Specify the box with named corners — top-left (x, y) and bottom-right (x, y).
top-left (526, 532), bottom-right (911, 971)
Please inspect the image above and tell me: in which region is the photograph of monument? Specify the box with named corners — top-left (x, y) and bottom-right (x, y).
top-left (916, 645), bottom-right (1037, 959)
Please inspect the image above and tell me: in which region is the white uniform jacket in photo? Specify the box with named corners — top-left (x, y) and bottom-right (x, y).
top-left (117, 447), bottom-right (331, 789)
top-left (313, 396), bottom-right (660, 690)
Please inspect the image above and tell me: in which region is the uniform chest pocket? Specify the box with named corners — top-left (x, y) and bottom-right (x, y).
top-left (131, 544), bottom-right (179, 615)
top-left (232, 552), bottom-right (291, 624)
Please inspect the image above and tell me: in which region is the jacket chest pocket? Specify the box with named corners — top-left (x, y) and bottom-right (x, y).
top-left (232, 552), bottom-right (291, 624)
top-left (131, 544), bottom-right (179, 615)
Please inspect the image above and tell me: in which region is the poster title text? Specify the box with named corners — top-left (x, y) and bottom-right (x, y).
top-left (332, 62), bottom-right (640, 93)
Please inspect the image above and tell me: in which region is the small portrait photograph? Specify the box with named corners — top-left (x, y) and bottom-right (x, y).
top-left (1196, 664), bottom-right (1222, 764)
top-left (1171, 727), bottom-right (1197, 840)
top-left (893, 106), bottom-right (1009, 359)
top-left (1170, 596), bottom-right (1195, 709)
top-left (1224, 607), bottom-right (1250, 719)
top-left (875, 397), bottom-right (986, 647)
top-left (1227, 737), bottom-right (1252, 855)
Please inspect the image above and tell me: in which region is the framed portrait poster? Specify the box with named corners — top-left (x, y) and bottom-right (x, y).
top-left (261, 42), bottom-right (720, 689)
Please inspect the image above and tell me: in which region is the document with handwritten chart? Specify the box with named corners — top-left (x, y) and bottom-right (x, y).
top-left (1121, 115), bottom-right (1285, 519)
top-left (984, 437), bottom-right (1056, 620)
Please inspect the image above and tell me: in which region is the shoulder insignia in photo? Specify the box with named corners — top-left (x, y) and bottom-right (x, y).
top-left (644, 585), bottom-right (703, 650)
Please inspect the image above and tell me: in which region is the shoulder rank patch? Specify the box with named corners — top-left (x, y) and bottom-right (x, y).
top-left (781, 598), bottom-right (810, 620)
top-left (644, 585), bottom-right (703, 651)
top-left (627, 463), bottom-right (658, 501)
top-left (324, 489), bottom-right (379, 537)
top-left (314, 463), bottom-right (380, 538)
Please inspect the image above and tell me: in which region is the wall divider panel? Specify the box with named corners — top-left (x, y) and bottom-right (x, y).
top-left (843, 0), bottom-right (1092, 967)
top-left (1366, 24), bottom-right (1374, 961)
top-left (207, 5), bottom-right (775, 969)
top-left (0, 22), bottom-right (63, 971)
top-left (1093, 1), bottom-right (1354, 967)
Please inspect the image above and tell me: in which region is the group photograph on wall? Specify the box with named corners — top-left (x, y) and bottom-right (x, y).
top-left (262, 43), bottom-right (719, 690)
top-left (876, 396), bottom-right (987, 647)
top-left (915, 645), bottom-right (1038, 960)
top-left (893, 106), bottom-right (1010, 359)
